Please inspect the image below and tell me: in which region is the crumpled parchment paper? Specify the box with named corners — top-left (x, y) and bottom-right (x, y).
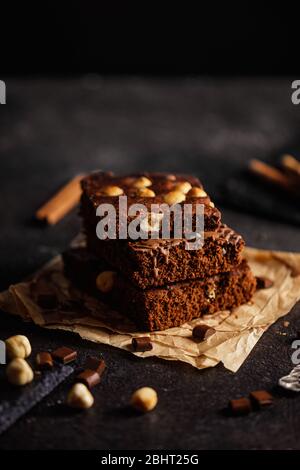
top-left (0, 246), bottom-right (300, 372)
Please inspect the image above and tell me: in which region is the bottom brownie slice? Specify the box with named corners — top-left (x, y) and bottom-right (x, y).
top-left (63, 248), bottom-right (256, 332)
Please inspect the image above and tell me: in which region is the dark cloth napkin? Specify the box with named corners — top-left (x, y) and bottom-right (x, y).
top-left (221, 170), bottom-right (300, 226)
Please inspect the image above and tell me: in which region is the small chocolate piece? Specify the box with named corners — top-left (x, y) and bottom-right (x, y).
top-left (76, 369), bottom-right (101, 389)
top-left (52, 347), bottom-right (77, 364)
top-left (85, 356), bottom-right (106, 376)
top-left (229, 398), bottom-right (252, 416)
top-left (36, 352), bottom-right (53, 370)
top-left (192, 325), bottom-right (215, 341)
top-left (256, 276), bottom-right (274, 289)
top-left (132, 337), bottom-right (153, 352)
top-left (37, 293), bottom-right (58, 309)
top-left (249, 390), bottom-right (273, 408)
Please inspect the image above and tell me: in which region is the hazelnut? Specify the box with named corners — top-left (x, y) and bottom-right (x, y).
top-left (163, 191), bottom-right (186, 205)
top-left (207, 288), bottom-right (216, 300)
top-left (140, 213), bottom-right (163, 233)
top-left (5, 335), bottom-right (31, 360)
top-left (102, 185), bottom-right (124, 196)
top-left (166, 174), bottom-right (176, 181)
top-left (95, 271), bottom-right (116, 293)
top-left (209, 201), bottom-right (215, 208)
top-left (174, 181), bottom-right (192, 194)
top-left (132, 176), bottom-right (152, 188)
top-left (131, 387), bottom-right (158, 413)
top-left (187, 187), bottom-right (207, 198)
top-left (138, 188), bottom-right (156, 197)
top-left (6, 358), bottom-right (34, 386)
top-left (67, 383), bottom-right (94, 409)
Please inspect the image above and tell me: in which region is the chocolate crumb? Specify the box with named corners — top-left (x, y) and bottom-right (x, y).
top-left (229, 397), bottom-right (252, 416)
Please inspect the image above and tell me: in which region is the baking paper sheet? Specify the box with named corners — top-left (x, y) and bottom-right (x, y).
top-left (1, 246), bottom-right (300, 372)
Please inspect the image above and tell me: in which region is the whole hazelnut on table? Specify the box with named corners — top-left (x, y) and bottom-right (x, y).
top-left (5, 335), bottom-right (31, 360)
top-left (6, 358), bottom-right (34, 386)
top-left (131, 387), bottom-right (158, 413)
top-left (67, 383), bottom-right (94, 409)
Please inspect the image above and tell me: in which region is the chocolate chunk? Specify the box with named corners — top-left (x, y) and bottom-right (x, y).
top-left (132, 337), bottom-right (153, 352)
top-left (76, 369), bottom-right (101, 389)
top-left (249, 390), bottom-right (273, 408)
top-left (37, 293), bottom-right (58, 309)
top-left (85, 356), bottom-right (106, 376)
top-left (192, 325), bottom-right (215, 341)
top-left (229, 398), bottom-right (252, 416)
top-left (256, 276), bottom-right (274, 289)
top-left (52, 347), bottom-right (77, 364)
top-left (36, 352), bottom-right (53, 370)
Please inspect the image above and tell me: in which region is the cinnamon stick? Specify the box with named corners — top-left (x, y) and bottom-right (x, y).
top-left (249, 159), bottom-right (299, 196)
top-left (36, 174), bottom-right (85, 225)
top-left (281, 154), bottom-right (300, 180)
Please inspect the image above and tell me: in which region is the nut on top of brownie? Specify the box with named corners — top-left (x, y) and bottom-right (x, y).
top-left (80, 171), bottom-right (221, 234)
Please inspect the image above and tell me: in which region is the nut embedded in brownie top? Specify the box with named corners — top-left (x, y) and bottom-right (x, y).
top-left (81, 171), bottom-right (209, 202)
top-left (80, 171), bottom-right (221, 235)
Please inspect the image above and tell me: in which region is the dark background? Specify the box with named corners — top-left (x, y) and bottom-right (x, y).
top-left (2, 2), bottom-right (300, 75)
top-left (1, 5), bottom-right (300, 451)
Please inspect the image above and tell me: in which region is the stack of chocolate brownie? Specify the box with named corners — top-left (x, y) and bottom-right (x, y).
top-left (63, 171), bottom-right (256, 331)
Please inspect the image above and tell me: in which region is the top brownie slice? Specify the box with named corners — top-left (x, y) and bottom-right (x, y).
top-left (80, 171), bottom-right (221, 237)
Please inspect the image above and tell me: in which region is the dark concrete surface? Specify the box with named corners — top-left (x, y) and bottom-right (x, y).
top-left (0, 78), bottom-right (300, 449)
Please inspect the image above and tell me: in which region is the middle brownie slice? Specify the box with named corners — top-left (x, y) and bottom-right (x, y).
top-left (63, 247), bottom-right (256, 332)
top-left (85, 224), bottom-right (245, 289)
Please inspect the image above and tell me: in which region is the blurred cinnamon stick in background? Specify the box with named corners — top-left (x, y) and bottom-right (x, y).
top-left (36, 174), bottom-right (84, 225)
top-left (281, 154), bottom-right (300, 182)
top-left (249, 157), bottom-right (300, 197)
